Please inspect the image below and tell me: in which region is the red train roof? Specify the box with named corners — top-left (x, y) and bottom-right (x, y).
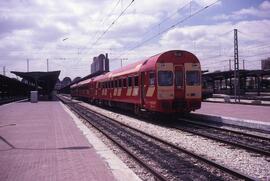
top-left (72, 50), bottom-right (199, 87)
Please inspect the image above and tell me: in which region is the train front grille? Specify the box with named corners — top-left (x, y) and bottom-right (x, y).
top-left (161, 101), bottom-right (171, 110)
top-left (172, 100), bottom-right (186, 109)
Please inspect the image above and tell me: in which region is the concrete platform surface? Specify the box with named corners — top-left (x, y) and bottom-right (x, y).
top-left (0, 101), bottom-right (115, 181)
top-left (195, 102), bottom-right (270, 122)
top-left (192, 102), bottom-right (270, 131)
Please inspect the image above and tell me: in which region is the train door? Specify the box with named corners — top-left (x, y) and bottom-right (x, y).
top-left (184, 63), bottom-right (201, 99)
top-left (156, 63), bottom-right (174, 100)
top-left (140, 72), bottom-right (145, 105)
top-left (174, 65), bottom-right (184, 99)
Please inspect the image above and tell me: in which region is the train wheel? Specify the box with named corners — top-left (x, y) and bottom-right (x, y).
top-left (134, 105), bottom-right (141, 115)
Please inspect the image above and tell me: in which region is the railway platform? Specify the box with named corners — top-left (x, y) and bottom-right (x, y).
top-left (0, 101), bottom-right (140, 181)
top-left (191, 102), bottom-right (270, 132)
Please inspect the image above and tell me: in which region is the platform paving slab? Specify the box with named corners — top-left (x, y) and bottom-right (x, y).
top-left (60, 102), bottom-right (141, 181)
top-left (192, 102), bottom-right (270, 132)
top-left (0, 101), bottom-right (116, 181)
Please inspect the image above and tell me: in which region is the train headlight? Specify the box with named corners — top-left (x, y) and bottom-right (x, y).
top-left (175, 51), bottom-right (182, 57)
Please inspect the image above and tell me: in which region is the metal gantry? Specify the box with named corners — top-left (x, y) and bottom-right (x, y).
top-left (234, 29), bottom-right (240, 102)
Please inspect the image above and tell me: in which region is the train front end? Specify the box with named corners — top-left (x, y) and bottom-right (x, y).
top-left (155, 50), bottom-right (201, 113)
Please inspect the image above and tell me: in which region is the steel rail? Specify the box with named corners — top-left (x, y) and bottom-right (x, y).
top-left (59, 97), bottom-right (256, 181)
top-left (180, 118), bottom-right (270, 141)
top-left (65, 101), bottom-right (168, 181)
top-left (176, 118), bottom-right (270, 156)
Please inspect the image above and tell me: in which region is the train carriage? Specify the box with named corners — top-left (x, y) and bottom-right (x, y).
top-left (71, 50), bottom-right (201, 114)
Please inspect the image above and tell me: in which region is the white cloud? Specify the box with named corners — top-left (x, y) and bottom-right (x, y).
top-left (214, 1), bottom-right (270, 21)
top-left (259, 0), bottom-right (270, 10)
top-left (159, 20), bottom-right (270, 71)
top-left (0, 0), bottom-right (269, 80)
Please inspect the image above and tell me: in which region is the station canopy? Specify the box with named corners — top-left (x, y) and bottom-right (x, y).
top-left (11, 71), bottom-right (60, 94)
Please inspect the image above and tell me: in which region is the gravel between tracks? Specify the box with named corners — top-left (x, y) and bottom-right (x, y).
top-left (79, 102), bottom-right (270, 180)
top-left (79, 118), bottom-right (155, 181)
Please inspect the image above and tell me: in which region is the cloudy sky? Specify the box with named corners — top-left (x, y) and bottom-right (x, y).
top-left (0, 0), bottom-right (270, 80)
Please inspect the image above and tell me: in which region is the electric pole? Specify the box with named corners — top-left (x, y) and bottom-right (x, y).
top-left (229, 59), bottom-right (231, 71)
top-left (242, 59), bottom-right (245, 70)
top-left (234, 29), bottom-right (240, 102)
top-left (27, 59), bottom-right (29, 72)
top-left (3, 66), bottom-right (6, 76)
top-left (47, 59), bottom-right (49, 72)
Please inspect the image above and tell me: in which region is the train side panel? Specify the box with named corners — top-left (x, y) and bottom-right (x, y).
top-left (71, 50), bottom-right (201, 114)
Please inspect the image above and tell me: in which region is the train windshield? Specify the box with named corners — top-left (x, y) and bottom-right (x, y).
top-left (186, 71), bottom-right (200, 86)
top-left (158, 71), bottom-right (173, 86)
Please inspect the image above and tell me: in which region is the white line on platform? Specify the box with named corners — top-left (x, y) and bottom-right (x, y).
top-left (60, 101), bottom-right (142, 181)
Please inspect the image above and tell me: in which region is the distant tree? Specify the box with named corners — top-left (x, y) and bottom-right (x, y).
top-left (61, 77), bottom-right (72, 87)
top-left (72, 77), bottom-right (81, 83)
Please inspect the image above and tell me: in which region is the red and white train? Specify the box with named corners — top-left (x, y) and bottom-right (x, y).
top-left (71, 50), bottom-right (201, 114)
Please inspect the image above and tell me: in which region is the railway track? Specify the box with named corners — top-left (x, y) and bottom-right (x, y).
top-left (174, 118), bottom-right (270, 157)
top-left (59, 96), bottom-right (255, 181)
top-left (0, 97), bottom-right (27, 105)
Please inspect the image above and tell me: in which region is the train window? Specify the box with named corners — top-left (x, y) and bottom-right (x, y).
top-left (128, 77), bottom-right (132, 87)
top-left (118, 79), bottom-right (122, 87)
top-left (149, 72), bottom-right (155, 85)
top-left (175, 71), bottom-right (183, 87)
top-left (186, 71), bottom-right (200, 86)
top-left (134, 76), bottom-right (139, 86)
top-left (158, 71), bottom-right (173, 86)
top-left (123, 78), bottom-right (127, 87)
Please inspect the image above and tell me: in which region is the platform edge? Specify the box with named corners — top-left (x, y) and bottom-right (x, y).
top-left (59, 102), bottom-right (142, 181)
top-left (188, 113), bottom-right (270, 132)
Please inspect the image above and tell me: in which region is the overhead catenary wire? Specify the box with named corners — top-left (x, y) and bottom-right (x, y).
top-left (99, 0), bottom-right (122, 29)
top-left (241, 52), bottom-right (270, 58)
top-left (81, 0), bottom-right (135, 57)
top-left (79, 0), bottom-right (122, 53)
top-left (113, 0), bottom-right (221, 61)
top-left (142, 1), bottom-right (192, 36)
top-left (237, 30), bottom-right (269, 45)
